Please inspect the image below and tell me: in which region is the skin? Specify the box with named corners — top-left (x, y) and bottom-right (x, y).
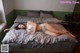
top-left (18, 24), bottom-right (26, 29)
top-left (43, 23), bottom-right (75, 38)
top-left (35, 23), bottom-right (73, 37)
top-left (36, 23), bottom-right (61, 37)
top-left (44, 30), bottom-right (59, 37)
top-left (43, 23), bottom-right (69, 34)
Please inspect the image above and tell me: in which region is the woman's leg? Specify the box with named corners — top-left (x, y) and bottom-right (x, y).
top-left (44, 30), bottom-right (59, 37)
top-left (44, 23), bottom-right (68, 34)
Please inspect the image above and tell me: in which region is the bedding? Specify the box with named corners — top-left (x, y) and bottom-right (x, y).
top-left (40, 10), bottom-right (54, 18)
top-left (10, 23), bottom-right (19, 29)
top-left (2, 23), bottom-right (77, 52)
top-left (40, 10), bottom-right (53, 15)
top-left (2, 28), bottom-right (77, 44)
top-left (2, 23), bottom-right (77, 44)
top-left (14, 16), bottom-right (30, 23)
top-left (26, 11), bottom-right (40, 18)
top-left (40, 12), bottom-right (53, 18)
top-left (14, 16), bottom-right (62, 23)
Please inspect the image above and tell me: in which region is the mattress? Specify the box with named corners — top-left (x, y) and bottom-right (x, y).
top-left (9, 41), bottom-right (76, 52)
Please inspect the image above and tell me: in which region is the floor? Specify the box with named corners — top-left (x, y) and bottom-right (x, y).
top-left (63, 24), bottom-right (80, 53)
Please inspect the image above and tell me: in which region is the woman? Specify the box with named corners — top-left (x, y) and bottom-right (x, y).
top-left (15, 23), bottom-right (26, 29)
top-left (4, 21), bottom-right (37, 34)
top-left (38, 23), bottom-right (68, 36)
top-left (4, 23), bottom-right (26, 32)
top-left (4, 21), bottom-right (75, 38)
top-left (39, 23), bottom-right (75, 38)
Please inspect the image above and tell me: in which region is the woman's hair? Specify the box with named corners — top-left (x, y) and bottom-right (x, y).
top-left (15, 23), bottom-right (26, 30)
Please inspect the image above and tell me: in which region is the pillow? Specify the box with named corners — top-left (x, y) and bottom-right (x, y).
top-left (27, 11), bottom-right (40, 18)
top-left (26, 21), bottom-right (37, 34)
top-left (40, 12), bottom-right (53, 18)
top-left (14, 16), bottom-right (30, 23)
top-left (40, 10), bottom-right (53, 14)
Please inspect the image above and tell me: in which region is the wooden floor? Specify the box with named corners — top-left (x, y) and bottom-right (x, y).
top-left (63, 24), bottom-right (80, 53)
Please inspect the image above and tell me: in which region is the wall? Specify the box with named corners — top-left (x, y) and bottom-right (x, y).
top-left (0, 0), bottom-right (15, 43)
top-left (2, 0), bottom-right (15, 28)
top-left (14, 0), bottom-right (76, 12)
top-left (0, 0), bottom-right (6, 43)
top-left (0, 0), bottom-right (6, 23)
top-left (1, 0), bottom-right (77, 27)
top-left (73, 0), bottom-right (80, 21)
top-left (2, 0), bottom-right (14, 15)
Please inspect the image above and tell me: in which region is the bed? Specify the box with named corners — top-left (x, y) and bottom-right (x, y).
top-left (2, 11), bottom-right (78, 53)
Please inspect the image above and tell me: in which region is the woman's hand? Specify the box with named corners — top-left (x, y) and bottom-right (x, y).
top-left (62, 30), bottom-right (69, 33)
top-left (4, 29), bottom-right (9, 32)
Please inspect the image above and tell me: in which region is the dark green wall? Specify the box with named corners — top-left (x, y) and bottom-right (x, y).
top-left (14, 10), bottom-right (27, 16)
top-left (6, 10), bottom-right (16, 28)
top-left (53, 11), bottom-right (72, 20)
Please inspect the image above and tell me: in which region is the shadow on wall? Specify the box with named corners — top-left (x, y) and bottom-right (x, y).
top-left (0, 11), bottom-right (4, 23)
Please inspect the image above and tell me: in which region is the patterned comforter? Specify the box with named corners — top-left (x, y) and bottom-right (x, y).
top-left (2, 29), bottom-right (77, 44)
top-left (14, 16), bottom-right (62, 23)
